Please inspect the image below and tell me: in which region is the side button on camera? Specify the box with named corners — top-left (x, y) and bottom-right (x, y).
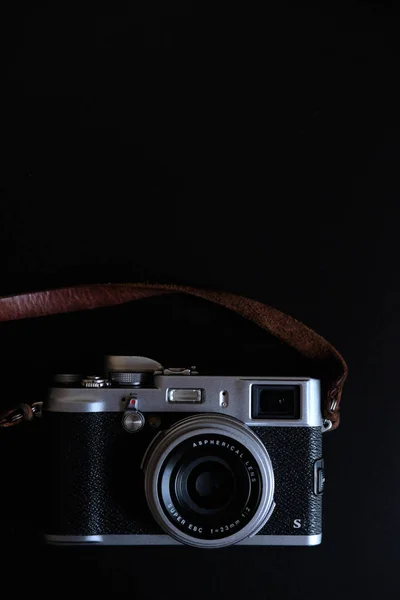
top-left (313, 458), bottom-right (325, 495)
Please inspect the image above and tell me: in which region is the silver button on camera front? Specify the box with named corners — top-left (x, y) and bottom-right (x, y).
top-left (122, 411), bottom-right (145, 433)
top-left (167, 389), bottom-right (203, 403)
top-left (219, 390), bottom-right (229, 408)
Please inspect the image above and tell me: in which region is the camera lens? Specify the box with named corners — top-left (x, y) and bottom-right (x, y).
top-left (168, 445), bottom-right (252, 521)
top-left (143, 415), bottom-right (275, 548)
top-left (185, 459), bottom-right (235, 511)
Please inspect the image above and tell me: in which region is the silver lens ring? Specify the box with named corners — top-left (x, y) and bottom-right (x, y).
top-left (143, 414), bottom-right (275, 548)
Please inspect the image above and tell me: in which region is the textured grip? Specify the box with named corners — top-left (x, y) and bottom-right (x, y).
top-left (44, 412), bottom-right (322, 537)
top-left (251, 426), bottom-right (323, 536)
top-left (44, 412), bottom-right (162, 535)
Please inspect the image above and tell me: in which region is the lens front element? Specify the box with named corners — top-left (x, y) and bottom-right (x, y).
top-left (184, 457), bottom-right (236, 511)
top-left (143, 415), bottom-right (275, 548)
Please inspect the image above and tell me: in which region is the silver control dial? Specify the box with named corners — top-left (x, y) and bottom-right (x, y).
top-left (109, 371), bottom-right (153, 387)
top-left (53, 374), bottom-right (83, 385)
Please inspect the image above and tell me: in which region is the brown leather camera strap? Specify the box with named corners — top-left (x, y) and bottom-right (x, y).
top-left (0, 283), bottom-right (347, 430)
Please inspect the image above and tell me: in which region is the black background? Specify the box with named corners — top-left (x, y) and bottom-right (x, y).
top-left (1, 1), bottom-right (400, 598)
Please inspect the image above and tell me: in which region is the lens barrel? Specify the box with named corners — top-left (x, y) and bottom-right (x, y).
top-left (143, 415), bottom-right (275, 548)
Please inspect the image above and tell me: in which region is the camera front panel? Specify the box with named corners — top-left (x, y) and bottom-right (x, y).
top-left (44, 412), bottom-right (322, 545)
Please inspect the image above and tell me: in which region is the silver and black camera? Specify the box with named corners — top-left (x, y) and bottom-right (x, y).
top-left (43, 356), bottom-right (326, 548)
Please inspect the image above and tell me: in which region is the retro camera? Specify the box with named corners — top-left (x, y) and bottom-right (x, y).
top-left (44, 356), bottom-right (325, 548)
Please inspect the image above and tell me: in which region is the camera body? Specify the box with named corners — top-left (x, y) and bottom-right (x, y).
top-left (43, 356), bottom-right (325, 548)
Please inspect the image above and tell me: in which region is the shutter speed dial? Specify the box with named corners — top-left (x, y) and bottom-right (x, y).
top-left (105, 356), bottom-right (163, 388)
